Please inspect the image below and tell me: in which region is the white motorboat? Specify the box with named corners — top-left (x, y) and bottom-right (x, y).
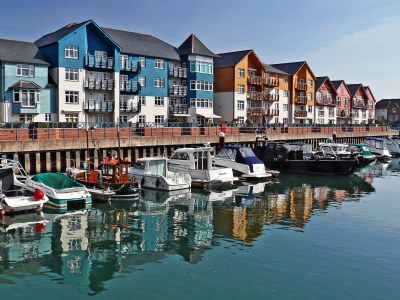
top-left (213, 145), bottom-right (277, 179)
top-left (129, 157), bottom-right (191, 191)
top-left (386, 136), bottom-right (400, 156)
top-left (316, 142), bottom-right (353, 159)
top-left (168, 146), bottom-right (239, 187)
top-left (365, 138), bottom-right (392, 161)
top-left (0, 159), bottom-right (48, 214)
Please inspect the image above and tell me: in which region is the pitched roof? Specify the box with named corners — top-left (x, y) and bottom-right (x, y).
top-left (35, 20), bottom-right (89, 47)
top-left (269, 61), bottom-right (306, 75)
top-left (315, 76), bottom-right (329, 90)
top-left (375, 99), bottom-right (400, 109)
top-left (178, 34), bottom-right (219, 58)
top-left (214, 50), bottom-right (252, 68)
top-left (0, 38), bottom-right (49, 65)
top-left (263, 64), bottom-right (289, 75)
top-left (102, 27), bottom-right (180, 60)
top-left (331, 80), bottom-right (344, 90)
top-left (363, 86), bottom-right (376, 101)
top-left (346, 84), bottom-right (364, 97)
top-left (10, 80), bottom-right (42, 89)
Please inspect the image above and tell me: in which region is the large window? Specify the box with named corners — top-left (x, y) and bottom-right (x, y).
top-left (155, 115), bottom-right (164, 124)
top-left (190, 61), bottom-right (213, 74)
top-left (65, 113), bottom-right (78, 123)
top-left (237, 100), bottom-right (244, 110)
top-left (65, 68), bottom-right (79, 81)
top-left (155, 97), bottom-right (164, 106)
top-left (154, 78), bottom-right (165, 88)
top-left (190, 80), bottom-right (213, 91)
top-left (238, 68), bottom-right (245, 78)
top-left (65, 91), bottom-right (79, 104)
top-left (19, 114), bottom-right (34, 122)
top-left (139, 57), bottom-right (146, 68)
top-left (13, 89), bottom-right (39, 107)
top-left (238, 84), bottom-right (245, 94)
top-left (16, 64), bottom-right (34, 77)
top-left (65, 45), bottom-right (78, 59)
top-left (154, 59), bottom-right (164, 69)
top-left (190, 98), bottom-right (213, 108)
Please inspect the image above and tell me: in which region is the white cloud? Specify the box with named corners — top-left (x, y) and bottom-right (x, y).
top-left (308, 16), bottom-right (400, 100)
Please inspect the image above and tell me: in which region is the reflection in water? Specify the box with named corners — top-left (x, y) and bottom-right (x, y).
top-left (0, 163), bottom-right (386, 294)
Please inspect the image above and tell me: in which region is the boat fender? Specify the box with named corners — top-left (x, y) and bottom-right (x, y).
top-left (141, 178), bottom-right (145, 187)
top-left (156, 178), bottom-right (161, 188)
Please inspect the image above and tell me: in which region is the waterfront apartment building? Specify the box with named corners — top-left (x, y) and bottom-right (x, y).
top-left (314, 77), bottom-right (337, 124)
top-left (0, 39), bottom-right (56, 123)
top-left (364, 86), bottom-right (376, 123)
top-left (347, 84), bottom-right (369, 124)
top-left (375, 99), bottom-right (400, 124)
top-left (331, 80), bottom-right (352, 125)
top-left (270, 61), bottom-right (316, 124)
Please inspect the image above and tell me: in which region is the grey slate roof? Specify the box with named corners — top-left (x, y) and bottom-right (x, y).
top-left (331, 80), bottom-right (344, 90)
top-left (102, 28), bottom-right (180, 60)
top-left (270, 61), bottom-right (306, 75)
top-left (375, 99), bottom-right (400, 109)
top-left (346, 84), bottom-right (363, 97)
top-left (35, 20), bottom-right (89, 47)
top-left (263, 64), bottom-right (289, 75)
top-left (214, 50), bottom-right (252, 68)
top-left (11, 80), bottom-right (42, 89)
top-left (178, 34), bottom-right (219, 58)
top-left (0, 38), bottom-right (49, 65)
top-left (315, 76), bottom-right (328, 90)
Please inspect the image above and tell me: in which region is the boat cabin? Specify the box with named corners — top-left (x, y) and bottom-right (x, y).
top-left (169, 147), bottom-right (213, 170)
top-left (100, 157), bottom-right (130, 183)
top-left (131, 158), bottom-right (168, 177)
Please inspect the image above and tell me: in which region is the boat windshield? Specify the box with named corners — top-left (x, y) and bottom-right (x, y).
top-left (149, 160), bottom-right (166, 177)
top-left (215, 148), bottom-right (236, 160)
top-left (238, 147), bottom-right (256, 158)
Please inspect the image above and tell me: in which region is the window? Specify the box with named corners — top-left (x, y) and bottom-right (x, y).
top-left (336, 96), bottom-right (341, 105)
top-left (16, 64), bottom-right (34, 77)
top-left (120, 55), bottom-right (128, 69)
top-left (155, 115), bottom-right (164, 123)
top-left (283, 118), bottom-right (288, 124)
top-left (155, 97), bottom-right (164, 106)
top-left (154, 78), bottom-right (165, 88)
top-left (139, 76), bottom-right (146, 87)
top-left (283, 104), bottom-right (288, 111)
top-left (139, 57), bottom-right (146, 68)
top-left (308, 92), bottom-right (313, 100)
top-left (299, 78), bottom-right (305, 83)
top-left (13, 90), bottom-right (39, 107)
top-left (307, 106), bottom-right (313, 113)
top-left (65, 91), bottom-right (79, 104)
top-left (308, 80), bottom-right (313, 87)
top-left (238, 84), bottom-right (245, 94)
top-left (238, 68), bottom-right (245, 78)
top-left (316, 92), bottom-right (322, 102)
top-left (190, 98), bottom-right (213, 108)
top-left (283, 90), bottom-right (288, 97)
top-left (248, 101), bottom-right (255, 108)
top-left (65, 68), bottom-right (79, 81)
top-left (95, 114), bottom-right (107, 123)
top-left (328, 107), bottom-right (335, 117)
top-left (45, 114), bottom-right (52, 122)
top-left (237, 117), bottom-right (244, 124)
top-left (65, 113), bottom-right (78, 123)
top-left (275, 103), bottom-right (279, 110)
top-left (139, 115), bottom-right (146, 124)
top-left (120, 115), bottom-right (128, 122)
top-left (65, 45), bottom-right (78, 59)
top-left (120, 74), bottom-right (128, 83)
top-left (19, 114), bottom-right (34, 122)
top-left (284, 76), bottom-right (288, 83)
top-left (237, 100), bottom-right (244, 110)
top-left (189, 61), bottom-right (213, 74)
top-left (139, 96), bottom-right (146, 106)
top-left (154, 59), bottom-right (164, 69)
top-left (344, 98), bottom-right (349, 106)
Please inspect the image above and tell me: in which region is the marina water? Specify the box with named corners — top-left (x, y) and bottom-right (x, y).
top-left (1, 159), bottom-right (399, 299)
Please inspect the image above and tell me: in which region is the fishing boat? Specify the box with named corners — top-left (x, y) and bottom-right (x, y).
top-left (0, 160), bottom-right (48, 214)
top-left (167, 146), bottom-right (239, 188)
top-left (212, 145), bottom-right (278, 179)
top-left (129, 157), bottom-right (191, 191)
top-left (68, 156), bottom-right (140, 199)
top-left (349, 144), bottom-right (376, 166)
top-left (25, 173), bottom-right (92, 211)
top-left (365, 137), bottom-right (392, 161)
top-left (253, 140), bottom-right (360, 174)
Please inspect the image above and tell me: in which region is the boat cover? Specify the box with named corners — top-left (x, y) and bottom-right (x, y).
top-left (217, 146), bottom-right (263, 172)
top-left (32, 173), bottom-right (84, 190)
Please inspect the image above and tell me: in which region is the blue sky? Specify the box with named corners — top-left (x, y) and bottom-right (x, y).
top-left (1, 0), bottom-right (399, 100)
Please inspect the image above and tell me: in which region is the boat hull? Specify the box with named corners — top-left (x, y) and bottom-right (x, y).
top-left (264, 159), bottom-right (358, 174)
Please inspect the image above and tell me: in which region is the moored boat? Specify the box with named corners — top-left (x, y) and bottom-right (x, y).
top-left (365, 137), bottom-right (392, 161)
top-left (349, 144), bottom-right (376, 166)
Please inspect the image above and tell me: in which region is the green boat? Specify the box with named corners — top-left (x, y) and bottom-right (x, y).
top-left (349, 144), bottom-right (376, 166)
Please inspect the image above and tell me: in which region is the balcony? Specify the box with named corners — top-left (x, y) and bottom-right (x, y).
top-left (247, 91), bottom-right (264, 101)
top-left (169, 104), bottom-right (189, 115)
top-left (169, 85), bottom-right (187, 97)
top-left (169, 67), bottom-right (188, 78)
top-left (353, 100), bottom-right (367, 109)
top-left (294, 110), bottom-right (308, 118)
top-left (294, 95), bottom-right (307, 104)
top-left (265, 77), bottom-right (279, 87)
top-left (316, 96), bottom-right (336, 106)
top-left (85, 54), bottom-right (114, 69)
top-left (248, 76), bottom-right (263, 85)
top-left (120, 81), bottom-right (140, 94)
top-left (120, 102), bottom-right (139, 113)
top-left (264, 94), bottom-right (279, 102)
top-left (247, 107), bottom-right (264, 116)
top-left (120, 60), bottom-right (140, 73)
top-left (337, 110), bottom-right (352, 118)
top-left (264, 109), bottom-right (279, 117)
top-left (84, 100), bottom-right (115, 112)
top-left (295, 81), bottom-right (307, 91)
top-left (84, 78), bottom-right (114, 90)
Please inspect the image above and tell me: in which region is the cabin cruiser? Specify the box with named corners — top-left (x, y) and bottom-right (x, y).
top-left (386, 136), bottom-right (400, 156)
top-left (212, 145), bottom-right (278, 179)
top-left (316, 142), bottom-right (353, 159)
top-left (168, 146), bottom-right (238, 187)
top-left (129, 157), bottom-right (191, 191)
top-left (365, 138), bottom-right (392, 161)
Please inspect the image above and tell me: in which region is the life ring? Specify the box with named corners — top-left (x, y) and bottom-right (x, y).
top-left (156, 178), bottom-right (161, 188)
top-left (141, 178), bottom-right (145, 187)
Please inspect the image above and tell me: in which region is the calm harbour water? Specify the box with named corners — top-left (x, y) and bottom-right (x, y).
top-left (1, 159), bottom-right (399, 300)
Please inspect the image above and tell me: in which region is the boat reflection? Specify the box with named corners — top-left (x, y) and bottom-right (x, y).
top-left (0, 173), bottom-right (377, 293)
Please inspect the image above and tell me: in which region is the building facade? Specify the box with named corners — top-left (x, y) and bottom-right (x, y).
top-left (347, 84), bottom-right (369, 124)
top-left (314, 77), bottom-right (337, 124)
top-left (331, 80), bottom-right (352, 125)
top-left (375, 99), bottom-right (400, 125)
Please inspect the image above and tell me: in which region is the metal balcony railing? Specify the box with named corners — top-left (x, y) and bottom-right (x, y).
top-left (119, 102), bottom-right (139, 113)
top-left (120, 60), bottom-right (140, 72)
top-left (169, 85), bottom-right (187, 97)
top-left (84, 100), bottom-right (115, 112)
top-left (169, 104), bottom-right (189, 115)
top-left (169, 67), bottom-right (188, 78)
top-left (120, 81), bottom-right (140, 94)
top-left (84, 78), bottom-right (114, 90)
top-left (85, 54), bottom-right (114, 69)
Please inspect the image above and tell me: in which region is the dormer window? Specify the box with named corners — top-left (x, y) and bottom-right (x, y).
top-left (16, 64), bottom-right (34, 77)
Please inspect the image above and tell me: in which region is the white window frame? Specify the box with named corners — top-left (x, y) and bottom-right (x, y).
top-left (13, 89), bottom-right (39, 107)
top-left (237, 100), bottom-right (245, 110)
top-left (45, 114), bottom-right (52, 122)
top-left (65, 113), bottom-right (78, 123)
top-left (154, 78), bottom-right (165, 88)
top-left (308, 79), bottom-right (313, 87)
top-left (65, 68), bottom-right (79, 81)
top-left (155, 96), bottom-right (164, 106)
top-left (308, 92), bottom-right (313, 100)
top-left (65, 91), bottom-right (79, 104)
top-left (139, 115), bottom-right (146, 124)
top-left (19, 114), bottom-right (34, 122)
top-left (307, 106), bottom-right (313, 113)
top-left (16, 64), bottom-right (34, 77)
top-left (283, 104), bottom-right (288, 111)
top-left (119, 115), bottom-right (128, 123)
top-left (284, 76), bottom-right (288, 83)
top-left (283, 90), bottom-right (288, 97)
top-left (154, 59), bottom-right (164, 69)
top-left (238, 68), bottom-right (245, 78)
top-left (155, 115), bottom-right (164, 124)
top-left (139, 96), bottom-right (146, 106)
top-left (139, 57), bottom-right (146, 68)
top-left (238, 84), bottom-right (245, 94)
top-left (65, 45), bottom-right (78, 59)
top-left (138, 76), bottom-right (146, 87)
